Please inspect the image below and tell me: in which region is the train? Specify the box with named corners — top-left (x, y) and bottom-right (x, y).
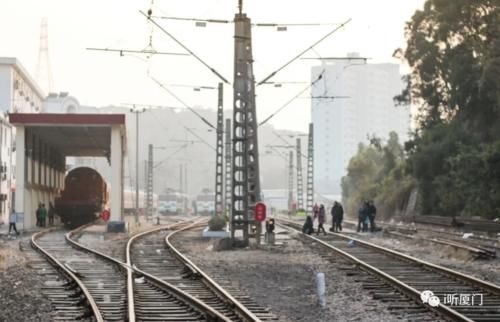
top-left (123, 188), bottom-right (159, 215)
top-left (158, 190), bottom-right (190, 215)
top-left (55, 167), bottom-right (108, 228)
top-left (195, 189), bottom-right (215, 215)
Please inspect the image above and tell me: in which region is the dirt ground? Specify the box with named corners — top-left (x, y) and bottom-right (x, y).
top-left (173, 228), bottom-right (411, 322)
top-left (0, 233), bottom-right (53, 322)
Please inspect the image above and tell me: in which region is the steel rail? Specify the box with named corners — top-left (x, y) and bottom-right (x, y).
top-left (166, 220), bottom-right (263, 322)
top-left (125, 219), bottom-right (231, 322)
top-left (31, 228), bottom-right (104, 322)
top-left (278, 219), bottom-right (474, 322)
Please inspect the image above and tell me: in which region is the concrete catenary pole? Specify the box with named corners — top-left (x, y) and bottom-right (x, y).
top-left (306, 123), bottom-right (314, 215)
top-left (296, 138), bottom-right (304, 210)
top-left (214, 83), bottom-right (224, 216)
top-left (231, 0), bottom-right (261, 246)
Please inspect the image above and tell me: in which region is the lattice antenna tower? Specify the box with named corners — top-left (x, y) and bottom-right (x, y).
top-left (224, 118), bottom-right (232, 215)
top-left (296, 138), bottom-right (304, 210)
top-left (214, 83), bottom-right (224, 216)
top-left (36, 17), bottom-right (54, 93)
top-left (146, 144), bottom-right (154, 219)
top-left (231, 0), bottom-right (262, 246)
top-left (306, 123), bottom-right (314, 214)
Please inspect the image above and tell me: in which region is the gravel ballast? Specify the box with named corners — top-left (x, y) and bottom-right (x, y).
top-left (173, 228), bottom-right (407, 322)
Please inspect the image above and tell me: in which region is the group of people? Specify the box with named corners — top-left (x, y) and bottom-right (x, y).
top-left (302, 201), bottom-right (344, 235)
top-left (357, 200), bottom-right (377, 232)
top-left (36, 202), bottom-right (56, 227)
top-left (301, 200), bottom-right (377, 234)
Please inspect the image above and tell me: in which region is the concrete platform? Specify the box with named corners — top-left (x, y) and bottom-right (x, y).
top-left (202, 227), bottom-right (231, 238)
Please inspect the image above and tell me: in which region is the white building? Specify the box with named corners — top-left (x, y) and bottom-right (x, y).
top-left (0, 58), bottom-right (45, 224)
top-left (0, 57), bottom-right (45, 113)
top-left (311, 53), bottom-right (411, 195)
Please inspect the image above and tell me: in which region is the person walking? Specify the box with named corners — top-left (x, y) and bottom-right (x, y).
top-left (36, 203), bottom-right (42, 227)
top-left (312, 203), bottom-right (319, 218)
top-left (315, 204), bottom-right (327, 235)
top-left (39, 204), bottom-right (48, 228)
top-left (302, 215), bottom-right (314, 235)
top-left (368, 200), bottom-right (377, 232)
top-left (9, 209), bottom-right (19, 235)
top-left (48, 202), bottom-right (55, 226)
top-left (331, 201), bottom-right (344, 232)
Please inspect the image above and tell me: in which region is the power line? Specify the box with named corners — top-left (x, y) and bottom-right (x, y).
top-left (259, 70), bottom-right (324, 127)
top-left (140, 10), bottom-right (230, 84)
top-left (257, 18), bottom-right (351, 86)
top-left (149, 76), bottom-right (217, 130)
top-left (184, 126), bottom-right (216, 151)
top-left (86, 47), bottom-right (188, 56)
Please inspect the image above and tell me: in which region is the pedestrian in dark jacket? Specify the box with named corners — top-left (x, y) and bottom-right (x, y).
top-left (9, 209), bottom-right (19, 235)
top-left (368, 201), bottom-right (377, 232)
top-left (330, 201), bottom-right (344, 232)
top-left (302, 215), bottom-right (314, 235)
top-left (36, 203), bottom-right (42, 227)
top-left (48, 202), bottom-right (55, 226)
top-left (357, 201), bottom-right (370, 232)
top-left (315, 204), bottom-right (327, 235)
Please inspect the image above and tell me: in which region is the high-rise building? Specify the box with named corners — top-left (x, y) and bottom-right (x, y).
top-left (311, 53), bottom-right (411, 196)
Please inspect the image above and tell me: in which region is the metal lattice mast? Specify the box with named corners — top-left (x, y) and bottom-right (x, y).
top-left (288, 150), bottom-right (294, 213)
top-left (296, 138), bottom-right (304, 210)
top-left (146, 144), bottom-right (154, 218)
top-left (231, 4), bottom-right (261, 246)
top-left (224, 118), bottom-right (232, 215)
top-left (306, 123), bottom-right (314, 215)
top-left (36, 17), bottom-right (54, 93)
top-left (214, 83), bottom-right (224, 216)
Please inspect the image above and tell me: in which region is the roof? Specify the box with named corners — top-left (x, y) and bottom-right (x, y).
top-left (9, 113), bottom-right (126, 157)
top-left (0, 57), bottom-right (45, 99)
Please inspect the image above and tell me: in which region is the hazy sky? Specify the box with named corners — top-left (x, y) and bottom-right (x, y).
top-left (0, 0), bottom-right (424, 133)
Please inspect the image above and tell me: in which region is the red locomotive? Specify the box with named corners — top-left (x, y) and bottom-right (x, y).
top-left (55, 167), bottom-right (108, 228)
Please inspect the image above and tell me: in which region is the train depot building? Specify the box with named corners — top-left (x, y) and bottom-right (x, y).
top-left (9, 113), bottom-right (126, 228)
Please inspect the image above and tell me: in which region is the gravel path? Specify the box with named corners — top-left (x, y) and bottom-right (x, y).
top-left (173, 228), bottom-right (408, 322)
top-left (0, 233), bottom-right (53, 321)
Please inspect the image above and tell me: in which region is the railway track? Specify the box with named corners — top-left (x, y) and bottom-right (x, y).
top-left (280, 218), bottom-right (500, 322)
top-left (128, 220), bottom-right (274, 321)
top-left (344, 219), bottom-right (497, 259)
top-left (32, 220), bottom-right (268, 321)
top-left (32, 228), bottom-right (110, 321)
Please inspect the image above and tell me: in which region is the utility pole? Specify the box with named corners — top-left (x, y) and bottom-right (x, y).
top-left (288, 150), bottom-right (294, 215)
top-left (130, 107), bottom-right (146, 224)
top-left (296, 138), bottom-right (304, 210)
top-left (146, 144), bottom-right (154, 220)
top-left (224, 118), bottom-right (232, 216)
top-left (306, 123), bottom-right (314, 215)
top-left (214, 83), bottom-right (224, 216)
top-left (231, 0), bottom-right (261, 246)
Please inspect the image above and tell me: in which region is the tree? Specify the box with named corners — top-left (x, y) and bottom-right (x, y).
top-left (342, 132), bottom-right (415, 219)
top-left (398, 0), bottom-right (500, 217)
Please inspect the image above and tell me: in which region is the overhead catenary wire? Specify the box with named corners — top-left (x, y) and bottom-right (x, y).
top-left (257, 18), bottom-right (352, 86)
top-left (86, 48), bottom-right (189, 56)
top-left (140, 10), bottom-right (230, 84)
top-left (259, 70), bottom-right (325, 127)
top-left (183, 126), bottom-right (216, 151)
top-left (153, 143), bottom-right (190, 169)
top-left (149, 76), bottom-right (217, 131)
